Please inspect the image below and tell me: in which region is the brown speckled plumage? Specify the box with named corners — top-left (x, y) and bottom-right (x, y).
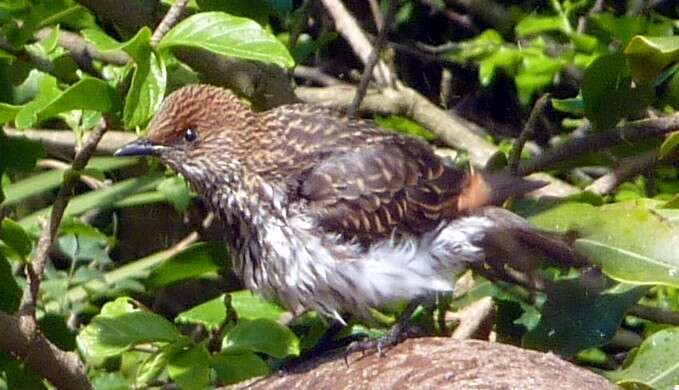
top-left (116, 84), bottom-right (565, 321)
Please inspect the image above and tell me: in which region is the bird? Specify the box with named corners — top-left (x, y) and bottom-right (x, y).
top-left (115, 84), bottom-right (583, 351)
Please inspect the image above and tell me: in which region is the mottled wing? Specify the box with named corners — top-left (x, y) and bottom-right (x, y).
top-left (298, 138), bottom-right (467, 241)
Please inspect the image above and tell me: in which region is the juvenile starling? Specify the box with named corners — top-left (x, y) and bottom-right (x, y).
top-left (116, 84), bottom-right (577, 348)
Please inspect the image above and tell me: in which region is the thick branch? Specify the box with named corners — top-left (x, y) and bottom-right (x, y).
top-left (0, 311), bottom-right (90, 390)
top-left (519, 114), bottom-right (679, 176)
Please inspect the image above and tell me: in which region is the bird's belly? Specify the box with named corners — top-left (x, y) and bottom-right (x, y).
top-left (234, 215), bottom-right (494, 322)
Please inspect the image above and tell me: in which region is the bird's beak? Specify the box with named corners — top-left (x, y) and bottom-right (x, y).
top-left (114, 139), bottom-right (162, 157)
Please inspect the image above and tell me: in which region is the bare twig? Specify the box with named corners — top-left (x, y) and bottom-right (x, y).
top-left (518, 113), bottom-right (679, 176)
top-left (367, 0), bottom-right (383, 30)
top-left (37, 159), bottom-right (107, 189)
top-left (35, 28), bottom-right (129, 66)
top-left (320, 0), bottom-right (393, 85)
top-left (151, 0), bottom-right (189, 46)
top-left (349, 0), bottom-right (399, 116)
top-left (294, 65), bottom-right (346, 86)
top-left (509, 93), bottom-right (551, 174)
top-left (585, 150), bottom-right (659, 195)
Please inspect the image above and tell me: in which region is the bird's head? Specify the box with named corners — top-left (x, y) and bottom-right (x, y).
top-left (115, 84), bottom-right (260, 174)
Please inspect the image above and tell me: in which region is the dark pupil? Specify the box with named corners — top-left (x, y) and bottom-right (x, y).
top-left (184, 128), bottom-right (197, 142)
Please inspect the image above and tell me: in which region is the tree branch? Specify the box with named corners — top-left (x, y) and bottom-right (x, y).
top-left (0, 311), bottom-right (91, 390)
top-left (585, 150), bottom-right (659, 195)
top-left (518, 113), bottom-right (679, 176)
top-left (509, 93), bottom-right (550, 174)
top-left (151, 0), bottom-right (189, 46)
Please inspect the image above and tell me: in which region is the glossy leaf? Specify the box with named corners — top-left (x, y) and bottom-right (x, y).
top-left (222, 318), bottom-right (299, 358)
top-left (606, 327), bottom-right (679, 389)
top-left (157, 175), bottom-right (191, 212)
top-left (530, 201), bottom-right (679, 288)
top-left (0, 218), bottom-right (32, 259)
top-left (212, 351), bottom-right (269, 385)
top-left (230, 290), bottom-right (285, 321)
top-left (582, 53), bottom-right (654, 130)
top-left (175, 294), bottom-right (227, 330)
top-left (77, 297), bottom-right (183, 361)
top-left (19, 175), bottom-right (162, 231)
top-left (1, 156), bottom-right (137, 207)
top-left (146, 242), bottom-right (228, 290)
top-left (515, 15), bottom-right (570, 37)
top-left (624, 35), bottom-right (679, 85)
top-left (660, 131), bottom-right (679, 159)
top-left (523, 281), bottom-right (646, 356)
top-left (168, 344), bottom-right (211, 390)
top-left (15, 77), bottom-right (118, 129)
top-left (159, 12), bottom-right (294, 68)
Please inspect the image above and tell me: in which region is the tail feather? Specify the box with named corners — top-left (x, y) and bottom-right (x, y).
top-left (458, 171), bottom-right (547, 211)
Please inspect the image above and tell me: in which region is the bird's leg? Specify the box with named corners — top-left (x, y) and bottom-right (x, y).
top-left (345, 297), bottom-right (429, 359)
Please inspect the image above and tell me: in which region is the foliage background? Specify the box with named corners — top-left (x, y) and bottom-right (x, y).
top-left (1, 0), bottom-right (679, 388)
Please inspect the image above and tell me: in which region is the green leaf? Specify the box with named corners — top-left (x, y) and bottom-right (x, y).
top-left (159, 11), bottom-right (295, 68)
top-left (660, 131), bottom-right (679, 159)
top-left (83, 28), bottom-right (166, 129)
top-left (523, 281), bottom-right (646, 357)
top-left (530, 201), bottom-right (679, 288)
top-left (56, 221), bottom-right (113, 266)
top-left (0, 218), bottom-right (32, 259)
top-left (515, 15), bottom-right (571, 37)
top-left (624, 35), bottom-right (679, 85)
top-left (230, 290), bottom-right (285, 321)
top-left (0, 131), bottom-right (43, 172)
top-left (2, 156), bottom-right (137, 207)
top-left (168, 344), bottom-right (211, 390)
top-left (582, 53), bottom-right (654, 130)
top-left (77, 297), bottom-right (183, 361)
top-left (157, 175), bottom-right (191, 212)
top-left (0, 103), bottom-right (21, 122)
top-left (136, 348), bottom-right (172, 387)
top-left (0, 350), bottom-right (47, 390)
top-left (606, 327), bottom-right (679, 389)
top-left (551, 97), bottom-right (584, 116)
top-left (222, 318), bottom-right (299, 358)
top-left (91, 372), bottom-right (130, 390)
top-left (19, 174), bottom-right (162, 231)
top-left (0, 254), bottom-right (21, 313)
top-left (212, 351), bottom-right (269, 385)
top-left (14, 72), bottom-right (118, 129)
top-left (38, 313), bottom-right (77, 351)
top-left (146, 242), bottom-right (228, 290)
top-left (176, 294), bottom-right (227, 330)
top-left (123, 48), bottom-right (166, 129)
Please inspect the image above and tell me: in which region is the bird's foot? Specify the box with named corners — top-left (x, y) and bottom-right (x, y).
top-left (344, 321), bottom-right (423, 363)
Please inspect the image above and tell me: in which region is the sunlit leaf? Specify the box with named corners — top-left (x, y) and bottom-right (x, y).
top-left (168, 344), bottom-right (210, 390)
top-left (230, 290), bottom-right (285, 321)
top-left (146, 242), bottom-right (228, 290)
top-left (159, 12), bottom-right (294, 68)
top-left (212, 351), bottom-right (269, 385)
top-left (222, 318), bottom-right (299, 358)
top-left (175, 294), bottom-right (227, 330)
top-left (77, 297), bottom-right (183, 361)
top-left (606, 327), bottom-right (679, 389)
top-left (624, 35), bottom-right (679, 85)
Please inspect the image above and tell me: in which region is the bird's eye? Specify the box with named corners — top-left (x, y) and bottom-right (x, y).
top-left (183, 128), bottom-right (198, 142)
